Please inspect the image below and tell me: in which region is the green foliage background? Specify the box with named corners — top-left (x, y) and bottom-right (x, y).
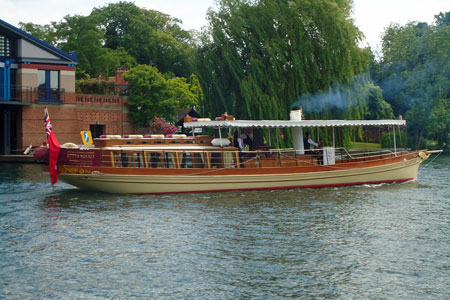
top-left (123, 65), bottom-right (203, 125)
top-left (19, 1), bottom-right (449, 151)
top-left (371, 12), bottom-right (450, 151)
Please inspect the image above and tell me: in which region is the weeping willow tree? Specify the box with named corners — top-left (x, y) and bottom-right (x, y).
top-left (193, 0), bottom-right (373, 147)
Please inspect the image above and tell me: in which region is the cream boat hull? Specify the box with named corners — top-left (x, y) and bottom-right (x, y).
top-left (58, 157), bottom-right (423, 194)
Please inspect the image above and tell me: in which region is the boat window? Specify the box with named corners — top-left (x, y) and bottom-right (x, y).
top-left (139, 141), bottom-right (151, 144)
top-left (164, 152), bottom-right (177, 168)
top-left (181, 152), bottom-right (194, 168)
top-left (223, 152), bottom-right (234, 168)
top-left (121, 152), bottom-right (130, 167)
top-left (113, 151), bottom-right (121, 167)
top-left (210, 152), bottom-right (223, 168)
top-left (170, 141), bottom-right (181, 144)
top-left (133, 152), bottom-right (143, 168)
top-left (123, 141), bottom-right (134, 145)
top-left (154, 141), bottom-right (165, 144)
top-left (183, 140), bottom-right (195, 144)
top-left (149, 152), bottom-right (162, 168)
top-left (193, 152), bottom-right (205, 168)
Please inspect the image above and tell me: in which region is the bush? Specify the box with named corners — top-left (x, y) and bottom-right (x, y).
top-left (149, 117), bottom-right (178, 135)
top-left (76, 79), bottom-right (116, 95)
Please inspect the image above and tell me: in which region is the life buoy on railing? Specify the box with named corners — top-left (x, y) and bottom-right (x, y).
top-left (61, 142), bottom-right (79, 148)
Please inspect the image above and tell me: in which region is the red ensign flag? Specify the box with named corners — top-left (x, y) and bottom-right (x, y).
top-left (44, 108), bottom-right (61, 185)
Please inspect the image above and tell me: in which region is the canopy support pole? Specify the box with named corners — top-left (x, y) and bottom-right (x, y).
top-left (219, 126), bottom-right (223, 146)
top-left (332, 127), bottom-right (335, 149)
top-left (268, 128), bottom-right (271, 147)
top-left (317, 127), bottom-right (320, 143)
top-left (393, 125), bottom-right (397, 155)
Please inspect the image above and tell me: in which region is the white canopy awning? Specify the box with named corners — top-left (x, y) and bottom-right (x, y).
top-left (184, 119), bottom-right (406, 129)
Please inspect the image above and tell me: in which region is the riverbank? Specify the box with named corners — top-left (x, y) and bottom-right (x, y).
top-left (0, 155), bottom-right (34, 163)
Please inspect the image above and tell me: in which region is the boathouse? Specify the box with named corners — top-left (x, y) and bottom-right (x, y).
top-left (0, 19), bottom-right (132, 154)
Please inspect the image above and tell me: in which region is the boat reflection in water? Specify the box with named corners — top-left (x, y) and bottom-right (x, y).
top-left (35, 111), bottom-right (441, 194)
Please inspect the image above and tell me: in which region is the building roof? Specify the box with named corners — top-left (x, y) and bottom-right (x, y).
top-left (0, 18), bottom-right (78, 64)
top-left (184, 119), bottom-right (406, 129)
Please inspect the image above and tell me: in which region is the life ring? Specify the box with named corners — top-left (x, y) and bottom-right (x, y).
top-left (61, 142), bottom-right (79, 148)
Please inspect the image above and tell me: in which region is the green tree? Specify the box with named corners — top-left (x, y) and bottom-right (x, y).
top-left (91, 1), bottom-right (194, 77)
top-left (366, 84), bottom-right (394, 120)
top-left (124, 65), bottom-right (202, 125)
top-left (193, 0), bottom-right (370, 147)
top-left (20, 1), bottom-right (195, 79)
top-left (374, 12), bottom-right (450, 150)
top-left (51, 14), bottom-right (108, 78)
top-left (19, 22), bottom-right (58, 45)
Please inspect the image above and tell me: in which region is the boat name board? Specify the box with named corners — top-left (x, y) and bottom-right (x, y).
top-left (59, 149), bottom-right (101, 166)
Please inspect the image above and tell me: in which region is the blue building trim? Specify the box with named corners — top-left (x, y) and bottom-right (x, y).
top-left (0, 19), bottom-right (78, 63)
top-left (1, 60), bottom-right (12, 101)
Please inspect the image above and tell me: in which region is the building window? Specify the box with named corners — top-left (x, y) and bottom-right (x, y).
top-left (38, 70), bottom-right (60, 100)
top-left (0, 34), bottom-right (12, 57)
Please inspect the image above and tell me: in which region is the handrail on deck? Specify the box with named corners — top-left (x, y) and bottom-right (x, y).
top-left (96, 147), bottom-right (409, 169)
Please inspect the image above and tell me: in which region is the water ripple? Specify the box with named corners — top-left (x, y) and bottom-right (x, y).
top-left (0, 157), bottom-right (449, 299)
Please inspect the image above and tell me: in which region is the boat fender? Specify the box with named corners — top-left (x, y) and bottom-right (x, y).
top-left (24, 144), bottom-right (32, 155)
top-left (144, 134), bottom-right (165, 138)
top-left (211, 138), bottom-right (231, 147)
top-left (168, 134), bottom-right (187, 138)
top-left (61, 142), bottom-right (79, 148)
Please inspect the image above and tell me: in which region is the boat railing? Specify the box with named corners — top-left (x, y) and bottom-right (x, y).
top-left (96, 147), bottom-right (408, 169)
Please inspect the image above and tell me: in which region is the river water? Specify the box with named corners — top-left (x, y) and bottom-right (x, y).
top-left (0, 155), bottom-right (449, 299)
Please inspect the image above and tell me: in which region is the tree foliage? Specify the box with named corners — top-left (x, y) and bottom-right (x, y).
top-left (19, 1), bottom-right (195, 79)
top-left (19, 21), bottom-right (58, 45)
top-left (123, 65), bottom-right (203, 125)
top-left (193, 0), bottom-right (371, 147)
top-left (91, 1), bottom-right (193, 77)
top-left (372, 12), bottom-right (450, 150)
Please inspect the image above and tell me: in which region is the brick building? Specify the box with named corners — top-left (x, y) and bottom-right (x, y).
top-left (0, 19), bottom-right (132, 154)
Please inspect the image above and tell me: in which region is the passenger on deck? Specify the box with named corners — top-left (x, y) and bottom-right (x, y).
top-left (303, 132), bottom-right (318, 152)
top-left (241, 129), bottom-right (253, 151)
top-left (233, 130), bottom-right (244, 151)
top-left (304, 132), bottom-right (323, 165)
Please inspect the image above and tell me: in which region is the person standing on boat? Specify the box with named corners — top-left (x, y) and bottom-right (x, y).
top-left (234, 130), bottom-right (244, 151)
top-left (241, 129), bottom-right (253, 151)
top-left (304, 132), bottom-right (318, 151)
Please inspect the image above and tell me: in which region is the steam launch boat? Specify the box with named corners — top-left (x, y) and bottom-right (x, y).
top-left (39, 110), bottom-right (440, 194)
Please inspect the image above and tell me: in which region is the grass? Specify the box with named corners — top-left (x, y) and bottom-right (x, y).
top-left (350, 142), bottom-right (381, 149)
